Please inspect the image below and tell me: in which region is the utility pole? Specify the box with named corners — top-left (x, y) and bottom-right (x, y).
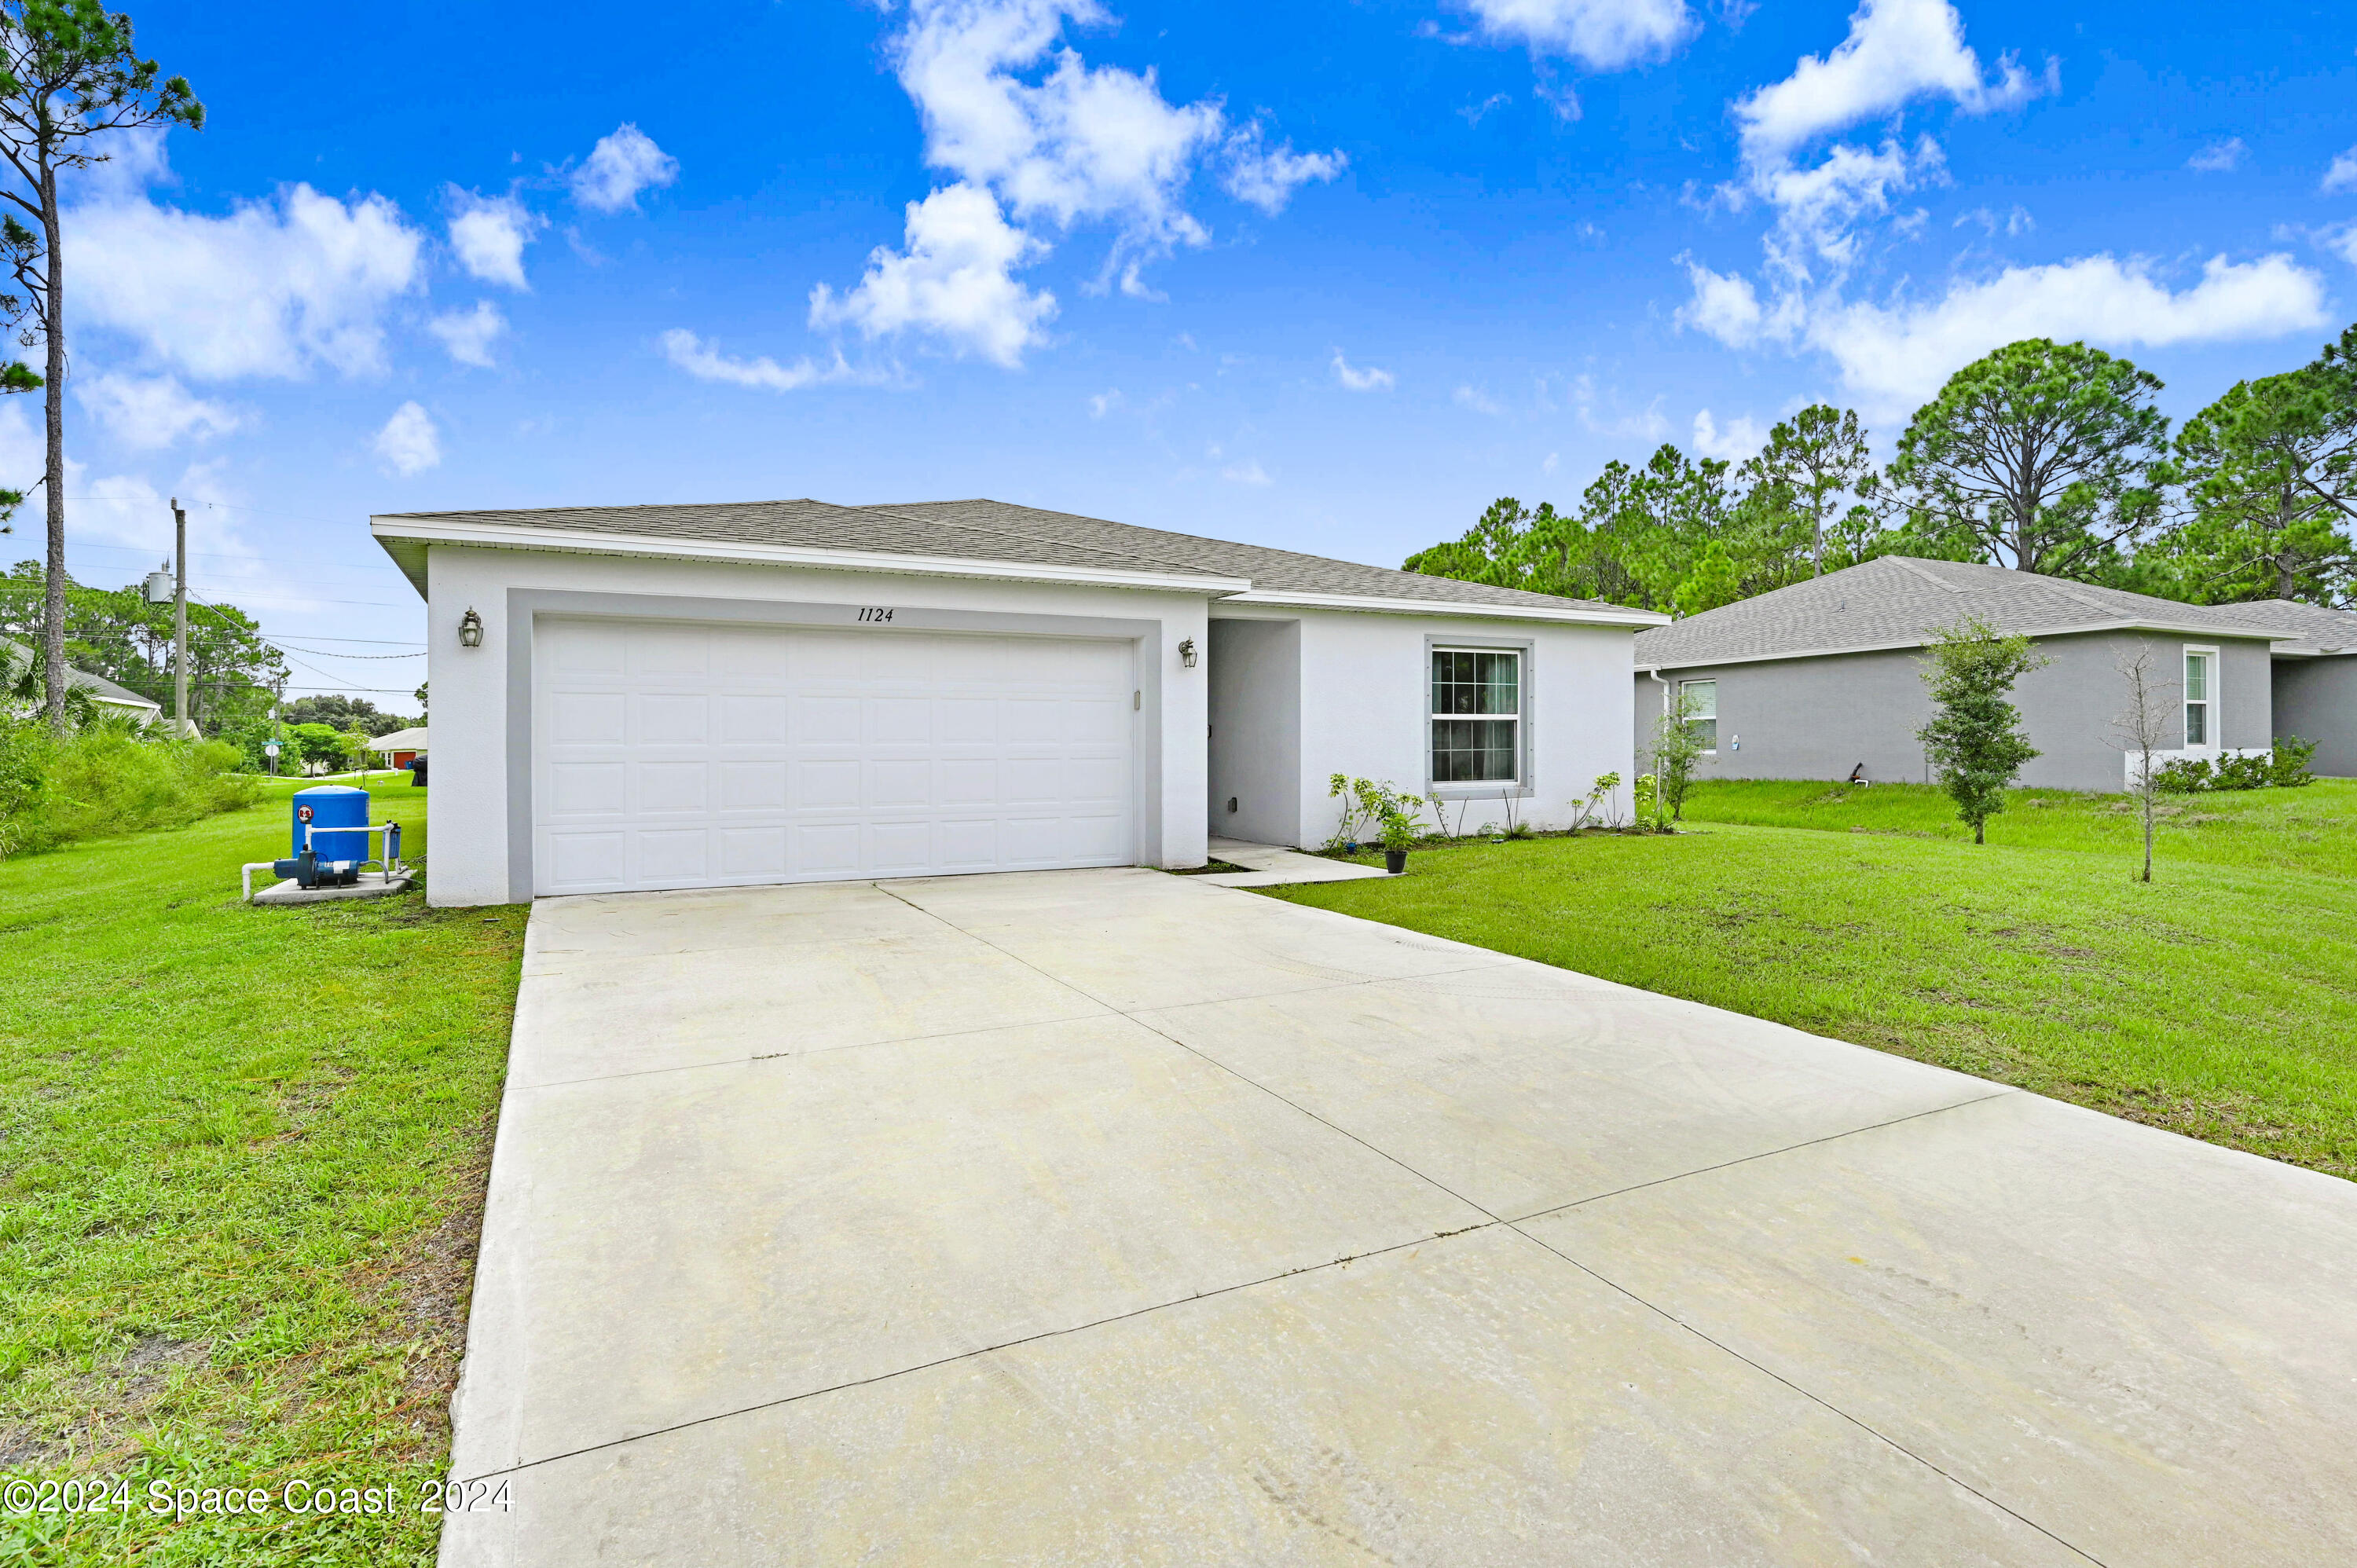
top-left (171, 497), bottom-right (189, 737)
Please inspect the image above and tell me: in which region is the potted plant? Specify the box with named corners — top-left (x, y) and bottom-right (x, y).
top-left (1379, 809), bottom-right (1417, 874)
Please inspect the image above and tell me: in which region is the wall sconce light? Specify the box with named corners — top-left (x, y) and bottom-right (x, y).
top-left (458, 607), bottom-right (485, 648)
top-left (1178, 637), bottom-right (1197, 668)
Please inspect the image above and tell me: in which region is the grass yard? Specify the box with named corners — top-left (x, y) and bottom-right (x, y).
top-left (1274, 779), bottom-right (2357, 1181)
top-left (0, 777), bottom-right (525, 1566)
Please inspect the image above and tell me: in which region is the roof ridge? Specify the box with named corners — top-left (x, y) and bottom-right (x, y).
top-left (1879, 556), bottom-right (1967, 593)
top-left (852, 499), bottom-right (1239, 581)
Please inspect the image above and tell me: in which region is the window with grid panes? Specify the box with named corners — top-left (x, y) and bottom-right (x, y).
top-left (1430, 648), bottom-right (1521, 783)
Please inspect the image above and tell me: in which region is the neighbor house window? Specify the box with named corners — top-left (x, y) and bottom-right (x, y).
top-left (1431, 648), bottom-right (1520, 783)
top-left (2183, 648), bottom-right (2215, 747)
top-left (1680, 679), bottom-right (1718, 751)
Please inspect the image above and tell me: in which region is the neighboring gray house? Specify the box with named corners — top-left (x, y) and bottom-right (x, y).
top-left (2197, 599), bottom-right (2357, 777)
top-left (1632, 557), bottom-right (2300, 793)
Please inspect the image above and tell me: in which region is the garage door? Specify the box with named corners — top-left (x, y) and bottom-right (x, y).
top-left (533, 617), bottom-right (1136, 896)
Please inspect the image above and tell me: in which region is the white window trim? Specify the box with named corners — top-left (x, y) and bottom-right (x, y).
top-left (2183, 645), bottom-right (2219, 751)
top-left (1678, 677), bottom-right (1720, 755)
top-left (1426, 641), bottom-right (1530, 796)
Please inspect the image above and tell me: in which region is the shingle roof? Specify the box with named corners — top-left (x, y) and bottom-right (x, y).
top-left (1633, 557), bottom-right (2304, 669)
top-left (2192, 598), bottom-right (2357, 656)
top-left (859, 499), bottom-right (1642, 615)
top-left (373, 496), bottom-right (1653, 620)
top-left (1, 639), bottom-right (163, 712)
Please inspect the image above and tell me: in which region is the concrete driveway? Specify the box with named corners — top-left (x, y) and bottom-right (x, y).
top-left (442, 868), bottom-right (2357, 1567)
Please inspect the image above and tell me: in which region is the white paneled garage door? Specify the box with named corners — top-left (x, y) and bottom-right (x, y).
top-left (533, 618), bottom-right (1136, 896)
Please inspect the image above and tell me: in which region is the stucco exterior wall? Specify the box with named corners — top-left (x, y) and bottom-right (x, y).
top-left (1220, 607), bottom-right (1638, 848)
top-left (1206, 617), bottom-right (1301, 845)
top-left (423, 544), bottom-right (1213, 905)
top-left (1635, 631), bottom-right (2278, 793)
top-left (2275, 655), bottom-right (2357, 776)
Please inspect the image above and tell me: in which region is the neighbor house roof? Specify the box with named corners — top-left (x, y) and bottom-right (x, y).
top-left (371, 497), bottom-right (1666, 627)
top-left (2191, 598), bottom-right (2357, 657)
top-left (368, 727), bottom-right (427, 752)
top-left (1635, 557), bottom-right (2306, 670)
top-left (1, 638), bottom-right (164, 714)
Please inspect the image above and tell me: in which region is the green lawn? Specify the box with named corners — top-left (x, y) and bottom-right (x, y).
top-left (1272, 782), bottom-right (2357, 1181)
top-left (0, 778), bottom-right (524, 1566)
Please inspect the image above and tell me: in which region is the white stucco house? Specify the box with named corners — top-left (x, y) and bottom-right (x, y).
top-left (370, 498), bottom-right (1666, 906)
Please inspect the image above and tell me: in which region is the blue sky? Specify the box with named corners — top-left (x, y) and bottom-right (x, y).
top-left (21, 0), bottom-right (2357, 694)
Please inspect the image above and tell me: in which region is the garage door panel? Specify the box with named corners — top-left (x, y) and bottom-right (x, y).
top-left (718, 762), bottom-right (790, 811)
top-left (536, 618), bottom-right (1136, 895)
top-left (549, 691), bottom-right (626, 745)
top-left (547, 831), bottom-right (626, 890)
top-left (867, 697), bottom-right (931, 744)
top-left (794, 695), bottom-right (862, 743)
top-left (720, 694), bottom-right (792, 743)
top-left (636, 829), bottom-right (709, 881)
top-left (636, 694), bottom-right (709, 745)
top-left (867, 822), bottom-right (933, 874)
top-left (628, 627), bottom-right (709, 678)
top-left (548, 761), bottom-right (628, 817)
top-left (636, 762), bottom-right (709, 815)
top-left (715, 827), bottom-right (788, 876)
top-left (868, 759), bottom-right (933, 808)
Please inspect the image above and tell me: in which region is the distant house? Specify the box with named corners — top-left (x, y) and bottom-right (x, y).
top-left (368, 726), bottom-right (428, 769)
top-left (2196, 599), bottom-right (2357, 778)
top-left (1633, 558), bottom-right (2304, 792)
top-left (1, 638), bottom-right (165, 727)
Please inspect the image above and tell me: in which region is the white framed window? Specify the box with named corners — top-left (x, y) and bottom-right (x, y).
top-left (2183, 647), bottom-right (2216, 748)
top-left (1680, 678), bottom-right (1718, 751)
top-left (1431, 647), bottom-right (1521, 784)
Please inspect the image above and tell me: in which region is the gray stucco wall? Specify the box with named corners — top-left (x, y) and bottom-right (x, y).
top-left (1208, 617), bottom-right (1302, 844)
top-left (2275, 655), bottom-right (2357, 777)
top-left (1637, 631), bottom-right (2278, 793)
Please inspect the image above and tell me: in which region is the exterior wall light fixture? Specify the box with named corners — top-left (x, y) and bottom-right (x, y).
top-left (1178, 637), bottom-right (1197, 668)
top-left (459, 607), bottom-right (485, 648)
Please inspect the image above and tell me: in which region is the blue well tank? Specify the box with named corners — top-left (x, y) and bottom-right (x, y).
top-left (291, 785), bottom-right (371, 863)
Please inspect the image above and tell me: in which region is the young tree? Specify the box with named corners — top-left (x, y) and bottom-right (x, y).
top-left (1741, 404), bottom-right (1872, 577)
top-left (0, 5), bottom-right (200, 728)
top-left (1644, 689), bottom-right (1706, 824)
top-left (1884, 339), bottom-right (2170, 581)
top-left (2110, 644), bottom-right (2174, 883)
top-left (1915, 618), bottom-right (2048, 844)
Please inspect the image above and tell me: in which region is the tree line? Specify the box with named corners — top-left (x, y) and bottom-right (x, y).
top-left (1405, 328), bottom-right (2357, 614)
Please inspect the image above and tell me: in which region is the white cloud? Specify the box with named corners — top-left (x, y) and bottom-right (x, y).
top-left (1691, 408), bottom-right (1764, 461)
top-left (2187, 137), bottom-right (2245, 174)
top-left (1457, 0), bottom-right (1696, 70)
top-left (1454, 383), bottom-right (1505, 416)
top-left (888, 0), bottom-right (1226, 290)
top-left (1803, 253), bottom-right (2330, 407)
top-left (660, 328), bottom-right (876, 392)
top-left (446, 189), bottom-right (541, 288)
top-left (1572, 374), bottom-right (1669, 441)
top-left (429, 301), bottom-right (508, 368)
top-left (1220, 457), bottom-right (1271, 485)
top-left (1331, 350), bottom-right (1394, 391)
top-left (2322, 224), bottom-right (2357, 269)
top-left (1222, 126), bottom-right (1346, 214)
top-left (372, 401), bottom-right (441, 475)
top-left (1087, 388), bottom-right (1122, 416)
top-left (71, 180), bottom-right (424, 380)
top-left (2322, 145), bottom-right (2357, 194)
top-left (1541, 451), bottom-right (1560, 474)
top-left (1732, 0), bottom-right (2042, 166)
top-left (1754, 136), bottom-right (1938, 278)
top-left (808, 182), bottom-right (1056, 367)
top-left (1955, 203), bottom-right (2033, 236)
top-left (572, 123), bottom-right (679, 214)
top-left (1675, 260), bottom-right (1767, 346)
top-left (75, 373), bottom-right (240, 449)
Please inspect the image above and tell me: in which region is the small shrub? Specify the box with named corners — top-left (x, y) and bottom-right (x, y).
top-left (1326, 775), bottom-right (1427, 851)
top-left (2154, 739), bottom-right (2318, 795)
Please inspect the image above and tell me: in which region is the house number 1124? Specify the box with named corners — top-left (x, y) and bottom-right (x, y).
top-left (856, 606), bottom-right (895, 623)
